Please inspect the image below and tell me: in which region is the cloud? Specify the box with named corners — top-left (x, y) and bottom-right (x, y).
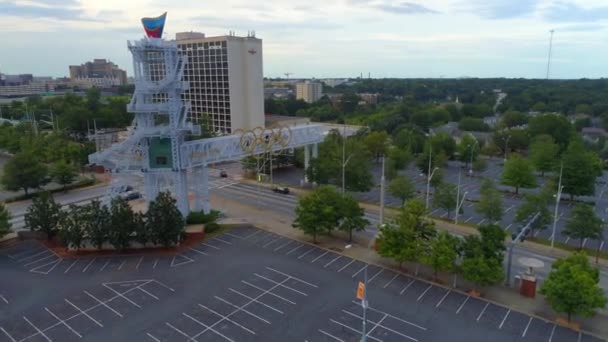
top-left (350, 1), bottom-right (438, 15)
top-left (192, 15), bottom-right (340, 31)
top-left (543, 2), bottom-right (608, 22)
top-left (0, 1), bottom-right (86, 20)
top-left (557, 23), bottom-right (606, 32)
top-left (462, 0), bottom-right (540, 19)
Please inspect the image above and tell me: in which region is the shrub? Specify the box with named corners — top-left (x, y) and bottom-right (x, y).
top-left (204, 222), bottom-right (221, 234)
top-left (186, 210), bottom-right (221, 225)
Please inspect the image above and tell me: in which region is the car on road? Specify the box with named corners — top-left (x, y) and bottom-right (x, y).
top-left (272, 186), bottom-right (290, 195)
top-left (120, 191), bottom-right (142, 201)
top-left (220, 170), bottom-right (228, 178)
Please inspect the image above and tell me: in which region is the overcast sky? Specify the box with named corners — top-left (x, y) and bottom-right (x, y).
top-left (1, 0), bottom-right (608, 79)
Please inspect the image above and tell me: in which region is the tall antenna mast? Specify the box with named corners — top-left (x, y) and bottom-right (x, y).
top-left (546, 29), bottom-right (555, 80)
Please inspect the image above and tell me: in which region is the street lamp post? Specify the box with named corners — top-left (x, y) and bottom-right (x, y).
top-left (468, 141), bottom-right (478, 175)
top-left (454, 170), bottom-right (468, 224)
top-left (502, 134), bottom-right (511, 162)
top-left (341, 123), bottom-right (354, 195)
top-left (551, 162), bottom-right (564, 249)
top-left (361, 265), bottom-right (368, 342)
top-left (379, 156), bottom-right (385, 227)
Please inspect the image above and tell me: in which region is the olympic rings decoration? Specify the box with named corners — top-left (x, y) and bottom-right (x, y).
top-left (237, 124), bottom-right (293, 155)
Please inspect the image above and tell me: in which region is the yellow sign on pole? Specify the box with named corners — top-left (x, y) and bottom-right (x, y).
top-left (356, 282), bottom-right (365, 300)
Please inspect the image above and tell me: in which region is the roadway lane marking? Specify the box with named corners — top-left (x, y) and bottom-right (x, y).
top-left (64, 260), bottom-right (78, 274)
top-left (190, 247), bottom-right (209, 256)
top-left (338, 259), bottom-right (355, 272)
top-left (214, 296), bottom-right (271, 324)
top-left (476, 303), bottom-right (489, 321)
top-left (23, 316), bottom-right (52, 342)
top-left (273, 240), bottom-right (293, 252)
top-left (499, 309), bottom-right (511, 329)
top-left (548, 324), bottom-right (557, 342)
top-left (324, 255), bottom-right (341, 268)
top-left (456, 296), bottom-right (470, 314)
top-left (45, 307), bottom-right (82, 338)
top-left (383, 274), bottom-right (399, 288)
top-left (400, 279), bottom-right (415, 295)
top-left (65, 299), bottom-right (104, 327)
top-left (83, 258), bottom-right (96, 273)
top-left (522, 317), bottom-right (533, 337)
top-left (285, 244), bottom-right (304, 256)
top-left (417, 285), bottom-right (432, 301)
top-left (318, 329), bottom-right (345, 341)
top-left (352, 265), bottom-right (368, 278)
top-left (84, 290), bottom-right (123, 317)
top-left (368, 269), bottom-right (383, 283)
top-left (311, 251), bottom-right (328, 263)
top-left (436, 290), bottom-right (451, 308)
top-left (198, 304), bottom-right (256, 335)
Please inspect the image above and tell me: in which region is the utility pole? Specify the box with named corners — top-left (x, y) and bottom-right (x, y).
top-left (425, 145), bottom-right (439, 210)
top-left (503, 134), bottom-right (511, 162)
top-left (379, 156), bottom-right (385, 227)
top-left (551, 162), bottom-right (563, 249)
top-left (546, 29), bottom-right (555, 80)
top-left (361, 265), bottom-right (368, 342)
top-left (454, 171), bottom-right (468, 224)
top-left (342, 123), bottom-right (346, 195)
top-left (507, 212), bottom-right (540, 286)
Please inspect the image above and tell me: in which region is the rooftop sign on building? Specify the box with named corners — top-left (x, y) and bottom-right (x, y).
top-left (141, 12), bottom-right (167, 38)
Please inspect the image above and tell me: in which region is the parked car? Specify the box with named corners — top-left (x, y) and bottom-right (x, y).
top-left (220, 170), bottom-right (228, 178)
top-left (272, 187), bottom-right (290, 195)
top-left (121, 191), bottom-right (141, 201)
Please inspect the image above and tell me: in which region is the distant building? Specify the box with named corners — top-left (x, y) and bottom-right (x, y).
top-left (0, 72), bottom-right (54, 97)
top-left (582, 127), bottom-right (608, 143)
top-left (358, 93), bottom-right (379, 105)
top-left (264, 87), bottom-right (292, 100)
top-left (296, 81), bottom-right (323, 103)
top-left (320, 78), bottom-right (348, 87)
top-left (176, 31), bottom-right (264, 134)
top-left (69, 59), bottom-right (128, 87)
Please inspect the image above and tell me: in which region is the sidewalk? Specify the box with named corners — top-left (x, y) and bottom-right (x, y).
top-left (210, 190), bottom-right (608, 340)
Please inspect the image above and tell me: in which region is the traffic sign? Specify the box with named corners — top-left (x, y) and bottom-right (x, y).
top-left (356, 282), bottom-right (365, 300)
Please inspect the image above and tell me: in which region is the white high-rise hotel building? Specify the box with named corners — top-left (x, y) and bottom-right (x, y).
top-left (176, 31), bottom-right (264, 134)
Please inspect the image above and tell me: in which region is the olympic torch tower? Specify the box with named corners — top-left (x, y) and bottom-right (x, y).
top-left (126, 12), bottom-right (198, 215)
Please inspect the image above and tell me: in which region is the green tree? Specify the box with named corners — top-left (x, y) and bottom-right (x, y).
top-left (433, 183), bottom-right (457, 219)
top-left (388, 176), bottom-right (416, 206)
top-left (417, 143), bottom-right (448, 175)
top-left (337, 194), bottom-right (369, 242)
top-left (51, 160), bottom-right (77, 192)
top-left (458, 134), bottom-right (479, 169)
top-left (477, 224), bottom-right (507, 261)
top-left (475, 179), bottom-right (503, 224)
top-left (1, 152), bottom-right (48, 195)
top-left (387, 147), bottom-right (412, 171)
top-left (108, 197), bottom-right (136, 251)
top-left (515, 192), bottom-right (552, 236)
top-left (472, 158), bottom-right (487, 172)
top-left (0, 202), bottom-right (11, 238)
top-left (461, 252), bottom-right (505, 289)
top-left (58, 205), bottom-right (86, 250)
top-left (25, 192), bottom-right (63, 240)
top-left (133, 212), bottom-right (149, 247)
top-left (84, 200), bottom-right (110, 250)
top-left (364, 131), bottom-right (390, 162)
top-left (540, 253), bottom-right (607, 323)
top-left (424, 230), bottom-right (461, 278)
top-left (562, 140), bottom-right (599, 200)
top-left (430, 132), bottom-right (457, 159)
top-left (563, 204), bottom-right (604, 250)
top-left (147, 192), bottom-right (185, 248)
top-left (501, 154), bottom-right (537, 195)
top-left (500, 110), bottom-right (528, 128)
top-left (528, 113), bottom-right (574, 150)
top-left (529, 135), bottom-right (558, 177)
top-left (293, 186), bottom-right (343, 243)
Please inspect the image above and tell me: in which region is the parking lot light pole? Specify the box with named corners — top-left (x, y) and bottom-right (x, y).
top-left (379, 156), bottom-right (385, 227)
top-left (507, 212), bottom-right (540, 286)
top-left (426, 167), bottom-right (439, 211)
top-left (551, 162), bottom-right (564, 249)
top-left (468, 141), bottom-right (478, 175)
top-left (502, 134), bottom-right (511, 162)
top-left (361, 265), bottom-right (368, 342)
top-left (342, 124), bottom-right (354, 195)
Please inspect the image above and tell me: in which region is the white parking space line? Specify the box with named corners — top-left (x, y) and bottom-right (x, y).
top-left (165, 322), bottom-right (198, 341)
top-left (64, 260), bottom-right (78, 274)
top-left (431, 208), bottom-right (440, 215)
top-left (0, 327), bottom-right (16, 342)
top-left (456, 296), bottom-right (470, 314)
top-left (417, 285), bottom-right (432, 301)
top-left (353, 301), bottom-right (428, 330)
top-left (297, 248), bottom-right (315, 260)
top-left (383, 274), bottom-right (399, 288)
top-left (499, 310), bottom-right (511, 329)
top-left (29, 258), bottom-right (61, 274)
top-left (476, 303), bottom-right (489, 321)
top-left (228, 288), bottom-right (284, 314)
top-left (243, 280), bottom-right (297, 304)
top-left (368, 269), bottom-right (384, 283)
top-left (65, 299), bottom-right (104, 327)
top-left (213, 237), bottom-right (232, 245)
top-left (263, 237), bottom-right (281, 248)
top-left (338, 259), bottom-right (356, 272)
top-left (342, 309), bottom-right (419, 341)
top-left (84, 290), bottom-right (123, 317)
top-left (147, 332), bottom-right (162, 342)
top-left (273, 240), bottom-right (292, 252)
top-left (254, 274), bottom-right (309, 296)
top-left (366, 313), bottom-right (388, 338)
top-left (310, 251), bottom-right (328, 263)
top-left (285, 244), bottom-right (304, 256)
top-left (244, 230), bottom-right (262, 240)
top-left (83, 258), bottom-right (96, 273)
top-left (187, 246), bottom-right (208, 256)
top-left (436, 290), bottom-right (451, 308)
top-left (478, 219), bottom-right (486, 225)
top-left (135, 257), bottom-right (144, 270)
top-left (600, 241), bottom-right (605, 251)
top-left (400, 279), bottom-right (415, 295)
top-left (548, 324), bottom-right (557, 342)
top-left (506, 223), bottom-right (513, 230)
top-left (198, 304), bottom-right (256, 335)
top-left (23, 316), bottom-right (52, 342)
top-left (324, 255), bottom-right (341, 268)
top-left (319, 329), bottom-right (345, 341)
top-left (103, 284), bottom-right (142, 308)
top-left (17, 250), bottom-right (48, 262)
top-left (505, 205), bottom-right (515, 213)
top-left (522, 317), bottom-right (533, 337)
top-left (23, 254), bottom-right (54, 267)
top-left (153, 258), bottom-right (159, 269)
top-left (99, 259), bottom-right (110, 272)
top-left (465, 217), bottom-right (473, 223)
top-left (352, 265), bottom-right (368, 278)
top-left (45, 307), bottom-right (82, 338)
top-left (0, 295), bottom-right (7, 304)
top-left (138, 287), bottom-right (160, 300)
top-left (118, 260), bottom-right (127, 270)
top-left (223, 232), bottom-right (243, 239)
top-left (213, 297), bottom-right (270, 324)
top-left (329, 319), bottom-right (383, 342)
top-left (183, 312), bottom-right (236, 342)
top-left (202, 242), bottom-right (221, 250)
